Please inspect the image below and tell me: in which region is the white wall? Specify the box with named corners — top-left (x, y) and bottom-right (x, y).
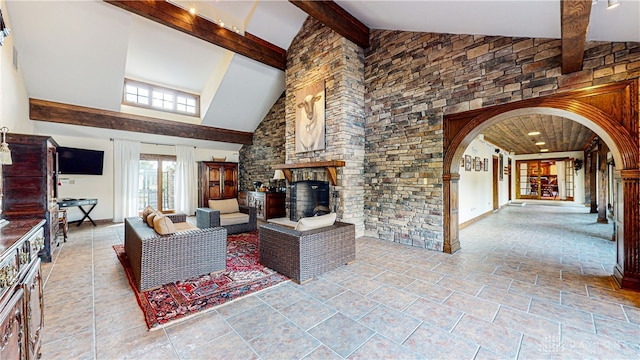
top-left (513, 151), bottom-right (585, 205)
top-left (54, 135), bottom-right (113, 223)
top-left (55, 138), bottom-right (239, 223)
top-left (0, 0), bottom-right (33, 134)
top-left (459, 136), bottom-right (509, 223)
top-left (1, 1), bottom-right (245, 223)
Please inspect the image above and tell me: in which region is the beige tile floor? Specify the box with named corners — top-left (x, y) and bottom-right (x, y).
top-left (39, 204), bottom-right (640, 359)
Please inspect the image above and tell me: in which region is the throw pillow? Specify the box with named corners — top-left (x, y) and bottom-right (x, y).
top-left (295, 212), bottom-right (337, 231)
top-left (153, 214), bottom-right (176, 235)
top-left (141, 206), bottom-right (155, 222)
top-left (147, 210), bottom-right (162, 227)
top-left (208, 198), bottom-right (240, 214)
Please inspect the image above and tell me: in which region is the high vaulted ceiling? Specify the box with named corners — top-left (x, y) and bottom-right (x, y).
top-left (5, 1), bottom-right (639, 153)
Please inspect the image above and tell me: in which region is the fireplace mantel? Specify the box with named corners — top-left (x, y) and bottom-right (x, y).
top-left (273, 160), bottom-right (345, 185)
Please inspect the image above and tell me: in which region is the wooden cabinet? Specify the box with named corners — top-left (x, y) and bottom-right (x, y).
top-left (247, 191), bottom-right (286, 221)
top-left (23, 258), bottom-right (43, 360)
top-left (0, 219), bottom-right (45, 360)
top-left (2, 134), bottom-right (59, 262)
top-left (198, 162), bottom-right (238, 208)
top-left (0, 288), bottom-right (25, 359)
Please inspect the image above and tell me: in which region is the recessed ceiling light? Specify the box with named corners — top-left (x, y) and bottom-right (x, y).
top-left (540, 149), bottom-right (549, 152)
top-left (189, 7), bottom-right (197, 15)
top-left (528, 131), bottom-right (540, 136)
top-left (535, 141), bottom-right (545, 146)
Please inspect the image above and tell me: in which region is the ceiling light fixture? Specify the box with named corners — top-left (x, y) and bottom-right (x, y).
top-left (189, 7), bottom-right (197, 15)
top-left (528, 131), bottom-right (541, 136)
top-left (540, 149), bottom-right (549, 152)
top-left (218, 19), bottom-right (224, 28)
top-left (607, 0), bottom-right (620, 9)
top-left (535, 141), bottom-right (545, 146)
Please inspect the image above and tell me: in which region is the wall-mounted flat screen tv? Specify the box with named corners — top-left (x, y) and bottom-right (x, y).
top-left (57, 147), bottom-right (104, 175)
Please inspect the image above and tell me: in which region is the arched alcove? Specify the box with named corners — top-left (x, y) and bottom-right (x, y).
top-left (443, 80), bottom-right (639, 290)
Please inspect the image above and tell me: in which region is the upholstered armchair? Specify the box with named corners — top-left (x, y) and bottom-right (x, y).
top-left (197, 198), bottom-right (257, 234)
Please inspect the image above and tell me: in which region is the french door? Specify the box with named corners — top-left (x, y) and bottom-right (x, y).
top-left (138, 154), bottom-right (176, 213)
top-left (516, 159), bottom-right (574, 201)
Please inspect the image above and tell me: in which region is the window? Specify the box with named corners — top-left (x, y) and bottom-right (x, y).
top-left (138, 154), bottom-right (176, 213)
top-left (123, 79), bottom-right (199, 117)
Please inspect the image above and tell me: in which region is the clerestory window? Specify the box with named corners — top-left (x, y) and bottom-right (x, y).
top-left (123, 79), bottom-right (199, 117)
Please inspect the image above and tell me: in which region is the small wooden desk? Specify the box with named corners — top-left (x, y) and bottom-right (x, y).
top-left (57, 198), bottom-right (98, 226)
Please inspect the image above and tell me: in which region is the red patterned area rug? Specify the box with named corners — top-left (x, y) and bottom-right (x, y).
top-left (113, 231), bottom-right (289, 330)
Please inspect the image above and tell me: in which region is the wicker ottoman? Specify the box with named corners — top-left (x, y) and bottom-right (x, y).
top-left (259, 221), bottom-right (355, 283)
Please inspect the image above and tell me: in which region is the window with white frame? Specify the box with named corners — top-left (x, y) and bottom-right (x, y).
top-left (123, 79), bottom-right (199, 117)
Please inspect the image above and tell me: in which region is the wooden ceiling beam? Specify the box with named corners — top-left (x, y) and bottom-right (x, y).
top-left (29, 99), bottom-right (253, 145)
top-left (289, 0), bottom-right (370, 48)
top-left (104, 0), bottom-right (286, 70)
top-left (561, 0), bottom-right (592, 74)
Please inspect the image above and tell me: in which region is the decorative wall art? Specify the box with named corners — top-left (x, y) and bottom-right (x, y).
top-left (474, 157), bottom-right (481, 171)
top-left (465, 155), bottom-right (472, 171)
top-left (484, 158), bottom-right (488, 172)
top-left (295, 80), bottom-right (326, 153)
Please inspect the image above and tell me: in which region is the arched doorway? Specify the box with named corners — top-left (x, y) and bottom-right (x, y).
top-left (443, 80), bottom-right (639, 291)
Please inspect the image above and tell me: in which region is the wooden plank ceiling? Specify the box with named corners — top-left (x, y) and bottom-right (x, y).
top-left (482, 114), bottom-right (595, 154)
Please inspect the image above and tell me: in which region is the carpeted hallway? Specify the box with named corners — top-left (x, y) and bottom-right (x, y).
top-left (39, 204), bottom-right (640, 359)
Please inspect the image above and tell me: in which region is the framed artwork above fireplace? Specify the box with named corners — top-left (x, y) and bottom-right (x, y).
top-left (295, 80), bottom-right (326, 153)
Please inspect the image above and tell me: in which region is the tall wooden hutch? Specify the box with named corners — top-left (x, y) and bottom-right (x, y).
top-left (197, 161), bottom-right (238, 208)
top-left (2, 134), bottom-right (59, 262)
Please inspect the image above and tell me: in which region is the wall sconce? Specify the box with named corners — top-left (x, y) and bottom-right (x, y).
top-left (0, 127), bottom-right (11, 165)
top-left (574, 159), bottom-right (583, 173)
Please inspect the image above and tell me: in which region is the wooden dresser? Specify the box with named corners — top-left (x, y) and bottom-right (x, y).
top-left (0, 219), bottom-right (46, 360)
top-left (246, 191), bottom-right (286, 221)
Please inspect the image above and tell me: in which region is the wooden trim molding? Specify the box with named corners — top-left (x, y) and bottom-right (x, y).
top-left (29, 98), bottom-right (253, 145)
top-left (273, 160), bottom-right (346, 185)
top-left (289, 0), bottom-right (370, 48)
top-left (561, 0), bottom-right (592, 74)
top-left (104, 0), bottom-right (286, 70)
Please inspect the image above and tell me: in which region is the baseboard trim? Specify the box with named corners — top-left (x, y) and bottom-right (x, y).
top-left (459, 209), bottom-right (495, 229)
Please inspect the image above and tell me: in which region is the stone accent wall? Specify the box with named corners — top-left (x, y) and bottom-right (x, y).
top-left (286, 17), bottom-right (366, 236)
top-left (239, 94), bottom-right (286, 192)
top-left (364, 31), bottom-right (640, 251)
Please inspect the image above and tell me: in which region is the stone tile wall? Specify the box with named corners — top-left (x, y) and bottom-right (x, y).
top-left (239, 94), bottom-right (286, 192)
top-left (285, 18), bottom-right (366, 236)
top-left (364, 31), bottom-right (640, 251)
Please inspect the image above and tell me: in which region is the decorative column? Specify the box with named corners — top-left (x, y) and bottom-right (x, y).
top-left (443, 173), bottom-right (460, 254)
top-left (589, 152), bottom-right (598, 213)
top-left (597, 144), bottom-right (609, 223)
top-left (613, 169), bottom-right (640, 291)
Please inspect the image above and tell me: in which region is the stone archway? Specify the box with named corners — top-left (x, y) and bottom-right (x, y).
top-left (443, 80), bottom-right (640, 291)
